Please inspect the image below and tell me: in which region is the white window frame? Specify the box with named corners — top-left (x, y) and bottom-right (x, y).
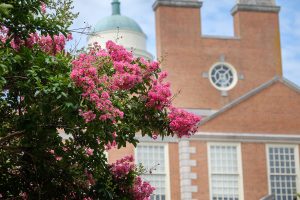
top-left (208, 62), bottom-right (238, 91)
top-left (266, 144), bottom-right (300, 199)
top-left (207, 142), bottom-right (244, 200)
top-left (135, 142), bottom-right (171, 200)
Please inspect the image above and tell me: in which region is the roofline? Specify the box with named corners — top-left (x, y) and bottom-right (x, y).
top-left (281, 76), bottom-right (300, 93)
top-left (199, 76), bottom-right (300, 126)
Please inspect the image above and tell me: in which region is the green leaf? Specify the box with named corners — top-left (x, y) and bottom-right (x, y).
top-left (34, 90), bottom-right (40, 97)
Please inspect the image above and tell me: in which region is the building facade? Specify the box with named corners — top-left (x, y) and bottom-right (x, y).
top-left (93, 0), bottom-right (300, 200)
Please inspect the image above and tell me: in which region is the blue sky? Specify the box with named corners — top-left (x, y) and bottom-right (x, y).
top-left (69, 0), bottom-right (300, 86)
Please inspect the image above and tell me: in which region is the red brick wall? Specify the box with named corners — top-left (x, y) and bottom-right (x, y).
top-left (242, 143), bottom-right (269, 200)
top-left (169, 143), bottom-right (181, 200)
top-left (155, 6), bottom-right (282, 110)
top-left (200, 82), bottom-right (300, 134)
top-left (108, 143), bottom-right (135, 163)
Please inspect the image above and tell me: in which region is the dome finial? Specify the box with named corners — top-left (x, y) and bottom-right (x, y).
top-left (112, 0), bottom-right (121, 15)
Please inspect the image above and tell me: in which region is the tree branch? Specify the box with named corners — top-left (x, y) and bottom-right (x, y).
top-left (5, 76), bottom-right (28, 80)
top-left (0, 131), bottom-right (25, 144)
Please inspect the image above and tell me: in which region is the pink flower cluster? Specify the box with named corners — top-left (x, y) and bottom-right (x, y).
top-left (79, 110), bottom-right (96, 123)
top-left (0, 26), bottom-right (72, 54)
top-left (146, 72), bottom-right (171, 110)
top-left (138, 58), bottom-right (160, 74)
top-left (71, 41), bottom-right (201, 138)
top-left (110, 155), bottom-right (155, 200)
top-left (35, 33), bottom-right (72, 55)
top-left (110, 155), bottom-right (135, 179)
top-left (106, 40), bottom-right (133, 63)
top-left (71, 41), bottom-right (172, 123)
top-left (132, 177), bottom-right (155, 200)
top-left (105, 132), bottom-right (117, 150)
top-left (85, 147), bottom-right (94, 156)
top-left (105, 140), bottom-right (117, 150)
top-left (106, 41), bottom-right (143, 90)
top-left (70, 50), bottom-right (124, 123)
top-left (168, 107), bottom-right (201, 138)
top-left (111, 61), bottom-right (143, 90)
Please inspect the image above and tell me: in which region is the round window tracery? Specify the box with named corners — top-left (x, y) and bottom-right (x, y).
top-left (209, 62), bottom-right (238, 91)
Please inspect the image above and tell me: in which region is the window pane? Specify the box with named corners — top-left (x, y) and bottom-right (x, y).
top-left (137, 145), bottom-right (166, 199)
top-left (268, 146), bottom-right (298, 200)
top-left (137, 145), bottom-right (165, 174)
top-left (210, 145), bottom-right (240, 200)
top-left (211, 174), bottom-right (239, 200)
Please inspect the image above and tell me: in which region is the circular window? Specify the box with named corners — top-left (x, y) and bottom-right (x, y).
top-left (209, 62), bottom-right (238, 91)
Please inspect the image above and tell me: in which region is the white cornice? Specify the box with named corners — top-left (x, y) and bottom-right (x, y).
top-left (135, 132), bottom-right (300, 144)
top-left (231, 4), bottom-right (280, 15)
top-left (153, 0), bottom-right (203, 11)
top-left (191, 132), bottom-right (300, 143)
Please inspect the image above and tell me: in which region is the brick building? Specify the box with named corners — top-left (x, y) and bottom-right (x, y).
top-left (91, 0), bottom-right (300, 199)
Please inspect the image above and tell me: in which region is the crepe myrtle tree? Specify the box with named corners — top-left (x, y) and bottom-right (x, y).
top-left (0, 0), bottom-right (201, 199)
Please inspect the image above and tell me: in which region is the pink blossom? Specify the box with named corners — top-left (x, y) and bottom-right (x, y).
top-left (40, 2), bottom-right (46, 14)
top-left (149, 61), bottom-right (159, 72)
top-left (71, 42), bottom-right (128, 123)
top-left (25, 33), bottom-right (39, 48)
top-left (106, 40), bottom-right (133, 63)
top-left (146, 72), bottom-right (172, 110)
top-left (132, 176), bottom-right (155, 200)
top-left (55, 156), bottom-right (62, 161)
top-left (79, 110), bottom-right (96, 123)
top-left (111, 62), bottom-right (142, 90)
top-left (10, 38), bottom-right (21, 50)
top-left (168, 107), bottom-right (201, 138)
top-left (152, 133), bottom-right (158, 140)
top-left (105, 132), bottom-right (117, 150)
top-left (0, 25), bottom-right (71, 54)
top-left (105, 140), bottom-right (117, 150)
top-left (110, 155), bottom-right (135, 179)
top-left (67, 33), bottom-right (73, 40)
top-left (109, 155), bottom-right (155, 199)
top-left (85, 147), bottom-right (94, 156)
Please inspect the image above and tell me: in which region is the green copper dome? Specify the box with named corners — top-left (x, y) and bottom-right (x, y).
top-left (93, 0), bottom-right (144, 34)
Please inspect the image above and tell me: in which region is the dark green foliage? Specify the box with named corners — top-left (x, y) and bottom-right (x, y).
top-left (0, 0), bottom-right (172, 199)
